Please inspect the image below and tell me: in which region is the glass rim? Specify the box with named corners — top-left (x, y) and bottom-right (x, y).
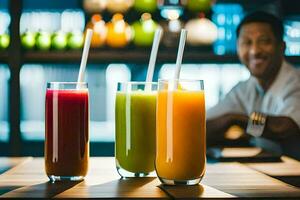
top-left (47, 82), bottom-right (88, 90)
top-left (47, 82), bottom-right (87, 85)
top-left (158, 79), bottom-right (204, 83)
top-left (117, 81), bottom-right (158, 85)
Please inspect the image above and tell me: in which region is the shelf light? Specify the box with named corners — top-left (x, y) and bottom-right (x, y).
top-left (158, 0), bottom-right (183, 20)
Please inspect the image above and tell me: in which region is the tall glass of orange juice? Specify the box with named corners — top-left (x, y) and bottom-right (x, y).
top-left (156, 79), bottom-right (206, 185)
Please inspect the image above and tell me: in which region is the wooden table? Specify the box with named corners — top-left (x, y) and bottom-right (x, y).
top-left (246, 156), bottom-right (300, 188)
top-left (0, 156), bottom-right (300, 199)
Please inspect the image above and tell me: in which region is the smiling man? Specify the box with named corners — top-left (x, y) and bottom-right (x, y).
top-left (206, 11), bottom-right (300, 160)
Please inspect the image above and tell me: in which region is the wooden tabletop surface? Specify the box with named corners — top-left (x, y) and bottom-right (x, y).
top-left (1, 154), bottom-right (300, 199)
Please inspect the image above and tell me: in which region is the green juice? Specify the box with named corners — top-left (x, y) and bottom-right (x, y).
top-left (115, 91), bottom-right (156, 174)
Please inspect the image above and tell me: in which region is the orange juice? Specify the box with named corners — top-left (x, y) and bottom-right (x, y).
top-left (156, 89), bottom-right (206, 182)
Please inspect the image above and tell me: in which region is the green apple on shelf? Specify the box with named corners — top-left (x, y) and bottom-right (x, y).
top-left (36, 31), bottom-right (51, 50)
top-left (0, 33), bottom-right (10, 49)
top-left (52, 31), bottom-right (67, 50)
top-left (67, 31), bottom-right (84, 49)
top-left (21, 31), bottom-right (36, 50)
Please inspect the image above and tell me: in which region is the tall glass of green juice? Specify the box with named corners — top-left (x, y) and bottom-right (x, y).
top-left (115, 82), bottom-right (157, 177)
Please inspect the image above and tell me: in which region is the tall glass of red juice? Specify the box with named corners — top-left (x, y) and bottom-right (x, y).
top-left (45, 82), bottom-right (89, 182)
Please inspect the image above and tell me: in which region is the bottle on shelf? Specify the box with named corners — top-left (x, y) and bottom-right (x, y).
top-left (185, 13), bottom-right (217, 46)
top-left (85, 14), bottom-right (107, 48)
top-left (132, 13), bottom-right (159, 47)
top-left (106, 13), bottom-right (132, 48)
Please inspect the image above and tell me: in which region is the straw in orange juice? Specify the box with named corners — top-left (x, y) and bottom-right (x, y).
top-left (156, 89), bottom-right (206, 181)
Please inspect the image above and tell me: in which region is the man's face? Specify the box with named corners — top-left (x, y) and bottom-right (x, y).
top-left (237, 22), bottom-right (285, 79)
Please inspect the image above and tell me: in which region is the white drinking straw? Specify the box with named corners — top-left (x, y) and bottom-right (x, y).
top-left (166, 30), bottom-right (187, 161)
top-left (173, 29), bottom-right (187, 90)
top-left (145, 28), bottom-right (162, 91)
top-left (77, 29), bottom-right (93, 89)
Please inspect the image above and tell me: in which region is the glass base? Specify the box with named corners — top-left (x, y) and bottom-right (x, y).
top-left (48, 175), bottom-right (84, 182)
top-left (116, 166), bottom-right (154, 178)
top-left (158, 176), bottom-right (203, 185)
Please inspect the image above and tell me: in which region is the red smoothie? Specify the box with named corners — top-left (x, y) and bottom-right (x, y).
top-left (45, 87), bottom-right (89, 179)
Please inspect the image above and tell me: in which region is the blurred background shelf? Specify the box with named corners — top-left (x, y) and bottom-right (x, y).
top-left (22, 49), bottom-right (240, 64)
top-left (286, 56), bottom-right (300, 65)
top-left (21, 50), bottom-right (300, 65)
top-left (0, 51), bottom-right (8, 63)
